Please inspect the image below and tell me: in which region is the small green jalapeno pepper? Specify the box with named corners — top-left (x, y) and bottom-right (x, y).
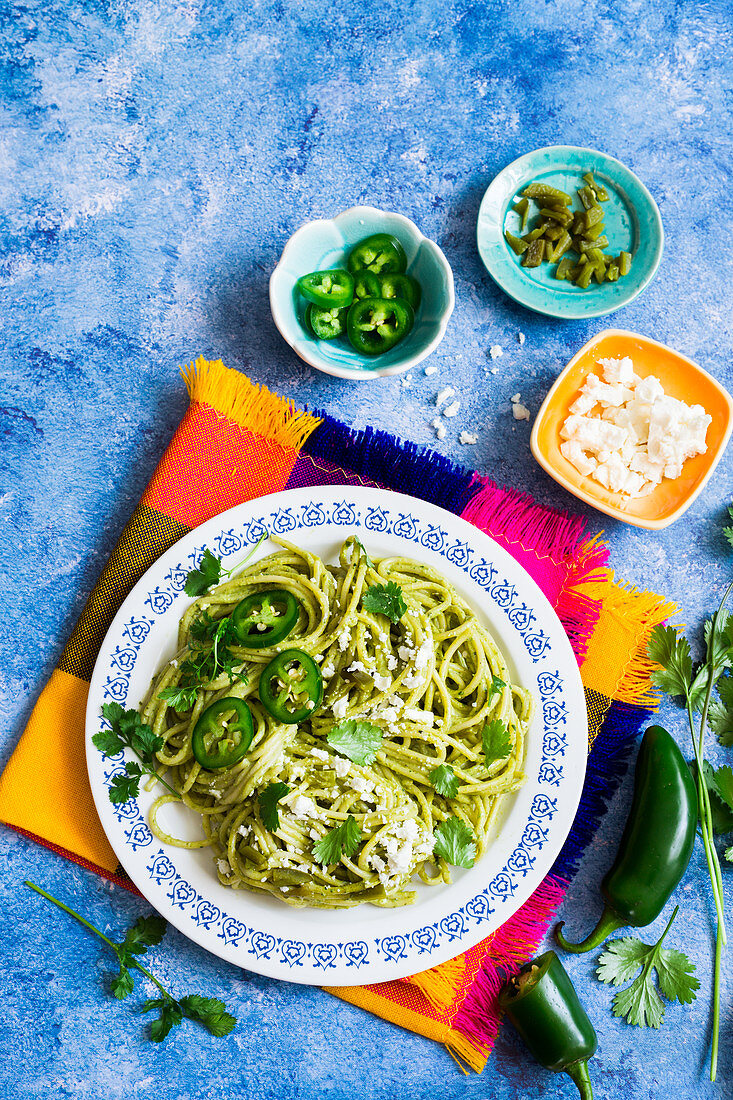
top-left (258, 648), bottom-right (323, 724)
top-left (556, 724), bottom-right (697, 953)
top-left (304, 304), bottom-right (348, 340)
top-left (498, 951), bottom-right (597, 1100)
top-left (192, 697), bottom-right (254, 770)
top-left (232, 589), bottom-right (300, 649)
top-left (353, 271), bottom-right (381, 300)
top-left (296, 269), bottom-right (354, 308)
top-left (347, 233), bottom-right (407, 276)
top-left (376, 272), bottom-right (421, 311)
top-left (346, 297), bottom-right (414, 356)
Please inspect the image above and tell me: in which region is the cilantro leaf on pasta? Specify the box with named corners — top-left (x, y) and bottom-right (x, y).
top-left (258, 782), bottom-right (290, 831)
top-left (313, 815), bottom-right (362, 865)
top-left (482, 719), bottom-right (512, 765)
top-left (434, 817), bottom-right (476, 868)
top-left (429, 764), bottom-right (459, 799)
top-left (184, 549), bottom-right (222, 596)
top-left (362, 581), bottom-right (407, 623)
top-left (327, 719), bottom-right (384, 765)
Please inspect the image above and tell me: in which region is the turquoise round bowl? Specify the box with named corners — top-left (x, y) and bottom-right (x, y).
top-left (476, 146), bottom-right (664, 320)
top-left (269, 206), bottom-right (454, 381)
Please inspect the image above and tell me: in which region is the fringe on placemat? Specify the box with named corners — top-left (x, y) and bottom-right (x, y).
top-left (444, 692), bottom-right (655, 1064)
top-left (303, 412), bottom-right (477, 515)
top-left (182, 356), bottom-right (322, 450)
top-left (462, 477), bottom-right (591, 562)
top-left (462, 479), bottom-right (610, 664)
top-left (583, 574), bottom-right (679, 707)
top-left (404, 955), bottom-right (467, 1011)
top-left (446, 875), bottom-right (569, 1068)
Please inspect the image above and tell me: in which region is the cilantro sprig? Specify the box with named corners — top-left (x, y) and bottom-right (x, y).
top-left (93, 702), bottom-right (180, 804)
top-left (429, 763), bottom-right (459, 799)
top-left (646, 513), bottom-right (733, 1081)
top-left (482, 719), bottom-right (512, 766)
top-left (24, 881), bottom-right (236, 1042)
top-left (327, 719), bottom-right (384, 765)
top-left (362, 581), bottom-right (407, 624)
top-left (723, 503), bottom-right (733, 549)
top-left (258, 782), bottom-right (290, 831)
top-left (433, 816), bottom-right (476, 868)
top-left (597, 906), bottom-right (699, 1029)
top-left (313, 815), bottom-right (362, 866)
top-left (184, 531), bottom-right (268, 597)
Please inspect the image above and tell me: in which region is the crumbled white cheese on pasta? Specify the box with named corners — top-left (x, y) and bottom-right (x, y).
top-left (216, 859), bottom-right (231, 875)
top-left (290, 795), bottom-right (321, 820)
top-left (331, 695), bottom-right (349, 720)
top-left (311, 747), bottom-right (329, 761)
top-left (334, 757), bottom-right (351, 778)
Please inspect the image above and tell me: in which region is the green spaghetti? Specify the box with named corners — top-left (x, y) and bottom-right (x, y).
top-left (142, 535), bottom-right (532, 909)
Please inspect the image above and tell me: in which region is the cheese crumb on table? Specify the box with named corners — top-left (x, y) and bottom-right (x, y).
top-left (442, 400), bottom-right (460, 417)
top-left (430, 416), bottom-right (446, 440)
top-left (512, 402), bottom-right (531, 421)
top-left (489, 345), bottom-right (503, 359)
top-left (424, 364), bottom-right (437, 376)
top-left (435, 386), bottom-right (455, 407)
top-left (459, 431), bottom-right (478, 444)
top-left (517, 332), bottom-right (525, 345)
top-left (559, 356), bottom-right (712, 499)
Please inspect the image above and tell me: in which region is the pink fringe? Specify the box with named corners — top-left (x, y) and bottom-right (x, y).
top-left (463, 476), bottom-right (589, 562)
top-left (461, 476), bottom-right (610, 665)
top-left (451, 874), bottom-right (569, 1049)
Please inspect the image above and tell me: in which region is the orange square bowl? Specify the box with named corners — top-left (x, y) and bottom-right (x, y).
top-left (530, 329), bottom-right (733, 530)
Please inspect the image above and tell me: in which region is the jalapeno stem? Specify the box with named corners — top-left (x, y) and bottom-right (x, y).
top-left (565, 1060), bottom-right (594, 1100)
top-left (555, 908), bottom-right (624, 954)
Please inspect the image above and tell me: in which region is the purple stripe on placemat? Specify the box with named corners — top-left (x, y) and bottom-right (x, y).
top-left (286, 452), bottom-right (381, 491)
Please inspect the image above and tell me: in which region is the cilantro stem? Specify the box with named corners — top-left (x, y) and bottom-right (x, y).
top-left (221, 530), bottom-right (268, 581)
top-left (140, 762), bottom-right (181, 800)
top-left (24, 880), bottom-right (171, 998)
top-left (685, 581), bottom-right (732, 1083)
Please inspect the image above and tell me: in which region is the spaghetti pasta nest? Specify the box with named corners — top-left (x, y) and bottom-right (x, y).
top-left (142, 535), bottom-right (533, 908)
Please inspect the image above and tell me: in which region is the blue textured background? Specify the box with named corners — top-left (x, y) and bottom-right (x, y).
top-left (2, 2), bottom-right (733, 1097)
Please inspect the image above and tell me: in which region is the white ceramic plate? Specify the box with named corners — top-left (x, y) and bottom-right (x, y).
top-left (86, 487), bottom-right (586, 986)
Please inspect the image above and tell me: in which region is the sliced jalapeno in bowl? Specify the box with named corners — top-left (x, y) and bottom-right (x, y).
top-left (347, 233), bottom-right (407, 276)
top-left (258, 648), bottom-right (323, 724)
top-left (305, 304), bottom-right (348, 340)
top-left (347, 296), bottom-right (414, 356)
top-left (296, 269), bottom-right (354, 308)
top-left (192, 697), bottom-right (254, 770)
top-left (353, 271), bottom-right (382, 300)
top-left (232, 588), bottom-right (301, 649)
top-left (376, 272), bottom-right (421, 311)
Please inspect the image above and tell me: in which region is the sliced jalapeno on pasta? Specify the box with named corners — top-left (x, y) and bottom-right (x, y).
top-left (232, 589), bottom-right (300, 649)
top-left (192, 697), bottom-right (254, 770)
top-left (258, 648), bottom-right (322, 724)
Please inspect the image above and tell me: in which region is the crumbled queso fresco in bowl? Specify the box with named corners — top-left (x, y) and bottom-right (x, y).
top-left (560, 356), bottom-right (712, 498)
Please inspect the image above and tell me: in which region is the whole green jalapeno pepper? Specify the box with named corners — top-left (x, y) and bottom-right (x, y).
top-left (556, 724), bottom-right (697, 953)
top-left (498, 950), bottom-right (597, 1099)
top-left (192, 697), bottom-right (254, 770)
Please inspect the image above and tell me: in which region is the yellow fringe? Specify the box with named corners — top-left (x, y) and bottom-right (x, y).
top-left (181, 356), bottom-right (322, 451)
top-left (582, 570), bottom-right (679, 708)
top-left (406, 955), bottom-right (467, 1012)
top-left (445, 1031), bottom-right (489, 1073)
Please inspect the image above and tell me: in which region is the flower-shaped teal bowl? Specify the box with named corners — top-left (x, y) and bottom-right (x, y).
top-left (269, 206), bottom-right (454, 381)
